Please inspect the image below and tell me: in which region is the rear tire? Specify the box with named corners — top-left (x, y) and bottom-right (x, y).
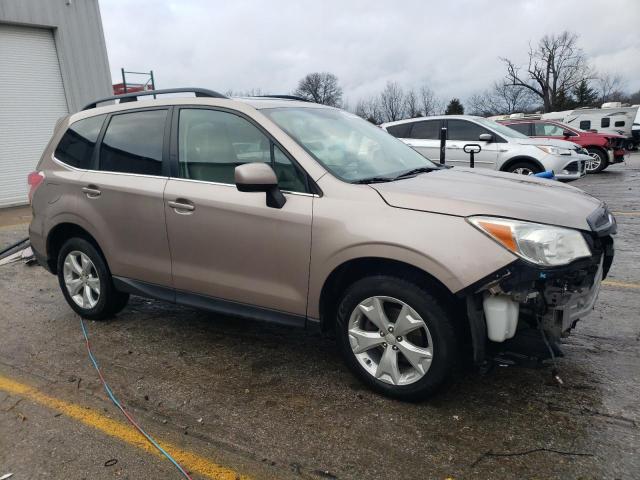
top-left (57, 237), bottom-right (129, 320)
top-left (335, 275), bottom-right (457, 401)
top-left (585, 148), bottom-right (608, 173)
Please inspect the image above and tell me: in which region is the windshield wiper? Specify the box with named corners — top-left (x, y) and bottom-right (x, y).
top-left (392, 167), bottom-right (436, 180)
top-left (351, 176), bottom-right (395, 184)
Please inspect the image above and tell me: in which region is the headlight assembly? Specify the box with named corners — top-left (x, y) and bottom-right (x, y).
top-left (536, 145), bottom-right (572, 156)
top-left (468, 216), bottom-right (592, 266)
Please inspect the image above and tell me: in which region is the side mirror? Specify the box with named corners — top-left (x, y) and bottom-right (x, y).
top-left (562, 130), bottom-right (572, 137)
top-left (235, 163), bottom-right (286, 209)
top-left (478, 133), bottom-right (493, 142)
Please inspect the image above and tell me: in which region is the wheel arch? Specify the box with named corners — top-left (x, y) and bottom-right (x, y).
top-left (46, 222), bottom-right (107, 274)
top-left (318, 257), bottom-right (460, 334)
top-left (500, 156), bottom-right (544, 173)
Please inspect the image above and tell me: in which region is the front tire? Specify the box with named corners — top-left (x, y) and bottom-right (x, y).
top-left (506, 161), bottom-right (542, 176)
top-left (585, 148), bottom-right (608, 173)
top-left (335, 276), bottom-right (457, 401)
top-left (57, 237), bottom-right (129, 320)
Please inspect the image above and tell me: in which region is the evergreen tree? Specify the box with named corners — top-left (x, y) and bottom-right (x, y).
top-left (445, 98), bottom-right (464, 115)
top-left (572, 79), bottom-right (598, 107)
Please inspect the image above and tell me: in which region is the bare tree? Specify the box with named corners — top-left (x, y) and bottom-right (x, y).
top-left (404, 90), bottom-right (421, 118)
top-left (294, 72), bottom-right (343, 107)
top-left (355, 97), bottom-right (384, 124)
top-left (597, 73), bottom-right (625, 104)
top-left (418, 85), bottom-right (441, 116)
top-left (469, 81), bottom-right (536, 116)
top-left (502, 31), bottom-right (592, 112)
top-left (379, 81), bottom-right (405, 122)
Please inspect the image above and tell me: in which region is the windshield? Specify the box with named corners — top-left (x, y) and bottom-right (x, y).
top-left (474, 117), bottom-right (530, 139)
top-left (262, 107), bottom-right (437, 182)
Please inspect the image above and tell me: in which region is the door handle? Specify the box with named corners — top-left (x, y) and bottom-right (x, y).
top-left (448, 144), bottom-right (461, 149)
top-left (81, 186), bottom-right (101, 198)
top-left (168, 200), bottom-right (195, 213)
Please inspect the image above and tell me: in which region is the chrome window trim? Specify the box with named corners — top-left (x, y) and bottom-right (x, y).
top-left (52, 155), bottom-right (168, 180)
top-left (168, 176), bottom-right (318, 197)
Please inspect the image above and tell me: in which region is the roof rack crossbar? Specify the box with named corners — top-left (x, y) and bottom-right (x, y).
top-left (82, 88), bottom-right (228, 110)
top-left (251, 95), bottom-right (310, 102)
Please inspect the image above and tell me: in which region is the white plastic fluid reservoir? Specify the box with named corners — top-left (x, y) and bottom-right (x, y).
top-left (483, 294), bottom-right (520, 342)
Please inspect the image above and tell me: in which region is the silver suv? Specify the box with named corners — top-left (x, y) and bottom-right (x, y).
top-left (381, 115), bottom-right (589, 180)
top-left (29, 89), bottom-right (615, 400)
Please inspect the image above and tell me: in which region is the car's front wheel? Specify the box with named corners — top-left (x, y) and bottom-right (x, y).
top-left (335, 276), bottom-right (457, 400)
top-left (506, 161), bottom-right (542, 176)
top-left (57, 237), bottom-right (129, 320)
top-left (585, 148), bottom-right (608, 173)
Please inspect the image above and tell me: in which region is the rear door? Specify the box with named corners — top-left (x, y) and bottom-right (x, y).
top-left (402, 119), bottom-right (442, 161)
top-left (163, 107), bottom-right (313, 318)
top-left (78, 108), bottom-right (172, 287)
top-left (445, 119), bottom-right (499, 169)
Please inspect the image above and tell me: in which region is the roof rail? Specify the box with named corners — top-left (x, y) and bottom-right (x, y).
top-left (82, 88), bottom-right (228, 110)
top-left (251, 95), bottom-right (310, 102)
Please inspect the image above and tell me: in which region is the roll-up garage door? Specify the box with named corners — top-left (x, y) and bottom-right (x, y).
top-left (0, 23), bottom-right (69, 207)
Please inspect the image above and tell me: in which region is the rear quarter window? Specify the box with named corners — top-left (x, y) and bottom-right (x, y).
top-left (54, 115), bottom-right (106, 169)
top-left (385, 123), bottom-right (412, 138)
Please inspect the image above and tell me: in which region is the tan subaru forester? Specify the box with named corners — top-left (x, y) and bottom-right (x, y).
top-left (28, 89), bottom-right (616, 400)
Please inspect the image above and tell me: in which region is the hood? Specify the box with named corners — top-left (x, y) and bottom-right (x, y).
top-left (371, 168), bottom-right (602, 231)
top-left (509, 137), bottom-right (579, 149)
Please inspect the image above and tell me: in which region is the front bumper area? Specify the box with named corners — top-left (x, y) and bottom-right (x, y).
top-left (542, 154), bottom-right (587, 181)
top-left (460, 209), bottom-right (616, 365)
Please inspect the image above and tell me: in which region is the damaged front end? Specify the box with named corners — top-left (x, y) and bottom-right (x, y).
top-left (462, 206), bottom-right (616, 365)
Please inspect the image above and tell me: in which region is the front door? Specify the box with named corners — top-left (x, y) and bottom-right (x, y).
top-left (164, 107), bottom-right (313, 317)
top-left (445, 119), bottom-right (499, 169)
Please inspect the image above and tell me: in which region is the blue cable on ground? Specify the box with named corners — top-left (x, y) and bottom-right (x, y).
top-left (80, 318), bottom-right (193, 479)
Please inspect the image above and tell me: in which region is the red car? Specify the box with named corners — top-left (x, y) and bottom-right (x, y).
top-left (499, 119), bottom-right (626, 173)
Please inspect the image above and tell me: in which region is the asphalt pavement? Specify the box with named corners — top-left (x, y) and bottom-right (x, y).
top-left (1, 154), bottom-right (639, 480)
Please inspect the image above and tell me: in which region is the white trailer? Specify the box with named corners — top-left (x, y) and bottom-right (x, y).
top-left (541, 104), bottom-right (639, 149)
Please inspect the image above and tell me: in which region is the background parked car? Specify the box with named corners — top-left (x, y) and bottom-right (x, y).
top-left (381, 115), bottom-right (588, 181)
top-left (498, 118), bottom-right (626, 173)
top-left (539, 104), bottom-right (638, 151)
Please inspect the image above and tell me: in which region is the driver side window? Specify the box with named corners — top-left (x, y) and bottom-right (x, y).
top-left (535, 123), bottom-right (566, 136)
top-left (178, 109), bottom-right (308, 192)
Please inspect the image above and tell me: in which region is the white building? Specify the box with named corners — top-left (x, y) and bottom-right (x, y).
top-left (0, 0), bottom-right (112, 207)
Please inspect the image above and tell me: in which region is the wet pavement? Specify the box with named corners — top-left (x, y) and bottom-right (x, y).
top-left (1, 154), bottom-right (639, 479)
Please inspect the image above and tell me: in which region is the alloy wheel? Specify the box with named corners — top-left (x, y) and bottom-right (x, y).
top-left (63, 250), bottom-right (100, 309)
top-left (512, 167), bottom-right (534, 175)
top-left (586, 152), bottom-right (602, 172)
top-left (347, 296), bottom-right (433, 386)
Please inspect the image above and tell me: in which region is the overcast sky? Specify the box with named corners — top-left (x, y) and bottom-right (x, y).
top-left (100, 0), bottom-right (640, 108)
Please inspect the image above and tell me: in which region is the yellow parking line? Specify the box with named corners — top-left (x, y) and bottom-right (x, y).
top-left (602, 280), bottom-right (640, 290)
top-left (0, 374), bottom-right (251, 480)
top-left (611, 211), bottom-right (640, 216)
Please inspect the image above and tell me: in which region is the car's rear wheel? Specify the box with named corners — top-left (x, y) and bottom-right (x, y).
top-left (335, 276), bottom-right (457, 400)
top-left (57, 237), bottom-right (129, 320)
top-left (506, 161), bottom-right (542, 176)
top-left (585, 148), bottom-right (608, 173)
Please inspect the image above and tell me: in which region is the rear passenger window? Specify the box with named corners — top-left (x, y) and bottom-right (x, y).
top-left (601, 118), bottom-right (610, 128)
top-left (615, 120), bottom-right (625, 127)
top-left (507, 123), bottom-right (531, 135)
top-left (54, 115), bottom-right (106, 169)
top-left (580, 120), bottom-right (591, 130)
top-left (178, 109), bottom-right (308, 192)
top-left (410, 120), bottom-right (441, 139)
top-left (386, 123), bottom-right (412, 138)
top-left (99, 110), bottom-right (167, 175)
